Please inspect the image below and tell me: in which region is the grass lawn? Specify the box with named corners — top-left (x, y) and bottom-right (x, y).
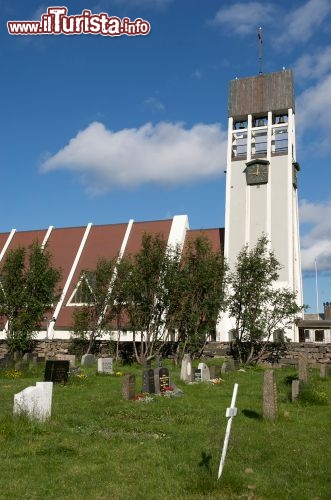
top-left (0, 360), bottom-right (330, 499)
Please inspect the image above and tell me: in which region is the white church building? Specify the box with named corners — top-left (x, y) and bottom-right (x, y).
top-left (0, 69), bottom-right (308, 343)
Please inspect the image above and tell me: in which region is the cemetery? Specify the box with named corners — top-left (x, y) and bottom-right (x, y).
top-left (0, 354), bottom-right (330, 499)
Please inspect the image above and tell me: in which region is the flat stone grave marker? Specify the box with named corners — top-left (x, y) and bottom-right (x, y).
top-left (122, 374), bottom-right (136, 400)
top-left (13, 381), bottom-right (53, 421)
top-left (194, 368), bottom-right (202, 382)
top-left (81, 354), bottom-right (96, 366)
top-left (44, 360), bottom-right (70, 384)
top-left (198, 362), bottom-right (210, 381)
top-left (263, 370), bottom-right (278, 421)
top-left (142, 368), bottom-right (155, 393)
top-left (180, 354), bottom-right (193, 382)
top-left (97, 357), bottom-right (113, 374)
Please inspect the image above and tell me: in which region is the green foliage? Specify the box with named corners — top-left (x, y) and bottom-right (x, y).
top-left (71, 258), bottom-right (116, 354)
top-left (298, 382), bottom-right (329, 405)
top-left (112, 233), bottom-right (182, 364)
top-left (71, 233), bottom-right (226, 365)
top-left (0, 242), bottom-right (61, 355)
top-left (227, 235), bottom-right (302, 365)
top-left (169, 235), bottom-right (226, 358)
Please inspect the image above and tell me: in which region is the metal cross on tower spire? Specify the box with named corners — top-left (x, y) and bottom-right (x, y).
top-left (258, 27), bottom-right (263, 74)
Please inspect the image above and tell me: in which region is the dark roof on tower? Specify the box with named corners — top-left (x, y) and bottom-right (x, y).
top-left (228, 69), bottom-right (295, 118)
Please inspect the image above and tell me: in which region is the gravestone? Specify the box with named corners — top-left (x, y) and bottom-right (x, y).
top-left (44, 360), bottom-right (70, 384)
top-left (198, 362), bottom-right (210, 381)
top-left (209, 365), bottom-right (218, 379)
top-left (142, 368), bottom-right (155, 393)
top-left (319, 363), bottom-right (331, 378)
top-left (22, 353), bottom-right (34, 363)
top-left (233, 359), bottom-right (240, 370)
top-left (143, 359), bottom-right (151, 369)
top-left (57, 354), bottom-right (76, 367)
top-left (180, 354), bottom-right (193, 382)
top-left (13, 381), bottom-right (53, 421)
top-left (14, 360), bottom-right (29, 371)
top-left (221, 362), bottom-right (229, 375)
top-left (97, 357), bottom-right (113, 374)
top-left (263, 370), bottom-right (278, 421)
top-left (194, 368), bottom-right (202, 382)
top-left (122, 374), bottom-right (136, 400)
top-left (81, 354), bottom-right (96, 366)
top-left (154, 367), bottom-right (170, 394)
top-left (292, 379), bottom-right (300, 401)
top-left (298, 356), bottom-right (308, 383)
top-left (155, 355), bottom-right (162, 368)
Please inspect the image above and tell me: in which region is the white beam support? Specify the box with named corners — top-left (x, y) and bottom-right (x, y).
top-left (47, 223), bottom-right (93, 338)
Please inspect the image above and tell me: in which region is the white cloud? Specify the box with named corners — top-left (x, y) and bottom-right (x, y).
top-left (41, 121), bottom-right (227, 194)
top-left (143, 97), bottom-right (165, 113)
top-left (294, 46), bottom-right (331, 81)
top-left (277, 0), bottom-right (331, 46)
top-left (296, 74), bottom-right (331, 152)
top-left (300, 199), bottom-right (331, 272)
top-left (211, 2), bottom-right (275, 35)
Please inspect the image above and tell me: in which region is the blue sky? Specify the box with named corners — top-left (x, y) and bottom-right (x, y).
top-left (1, 0), bottom-right (331, 312)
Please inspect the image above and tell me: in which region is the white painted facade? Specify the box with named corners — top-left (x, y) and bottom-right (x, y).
top-left (218, 71), bottom-right (303, 341)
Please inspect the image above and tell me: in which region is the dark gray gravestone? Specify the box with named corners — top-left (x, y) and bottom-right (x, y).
top-left (159, 367), bottom-right (170, 392)
top-left (122, 375), bottom-right (136, 400)
top-left (155, 355), bottom-right (162, 368)
top-left (142, 368), bottom-right (155, 393)
top-left (44, 360), bottom-right (70, 384)
top-left (81, 354), bottom-right (96, 366)
top-left (154, 367), bottom-right (170, 394)
top-left (194, 368), bottom-right (202, 382)
top-left (143, 359), bottom-right (151, 369)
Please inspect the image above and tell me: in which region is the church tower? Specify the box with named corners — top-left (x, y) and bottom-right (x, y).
top-left (221, 69), bottom-right (303, 341)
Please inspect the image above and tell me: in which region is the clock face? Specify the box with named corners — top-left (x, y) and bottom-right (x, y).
top-left (245, 162), bottom-right (269, 185)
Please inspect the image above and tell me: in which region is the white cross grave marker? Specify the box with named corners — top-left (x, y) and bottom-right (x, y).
top-left (218, 382), bottom-right (238, 479)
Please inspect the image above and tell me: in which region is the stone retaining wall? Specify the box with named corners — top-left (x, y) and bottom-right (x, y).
top-left (1, 340), bottom-right (331, 363)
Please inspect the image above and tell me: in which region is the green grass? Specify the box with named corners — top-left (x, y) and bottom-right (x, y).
top-left (0, 362), bottom-right (330, 499)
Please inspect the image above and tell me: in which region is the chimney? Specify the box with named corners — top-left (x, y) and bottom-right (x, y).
top-left (323, 302), bottom-right (331, 320)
